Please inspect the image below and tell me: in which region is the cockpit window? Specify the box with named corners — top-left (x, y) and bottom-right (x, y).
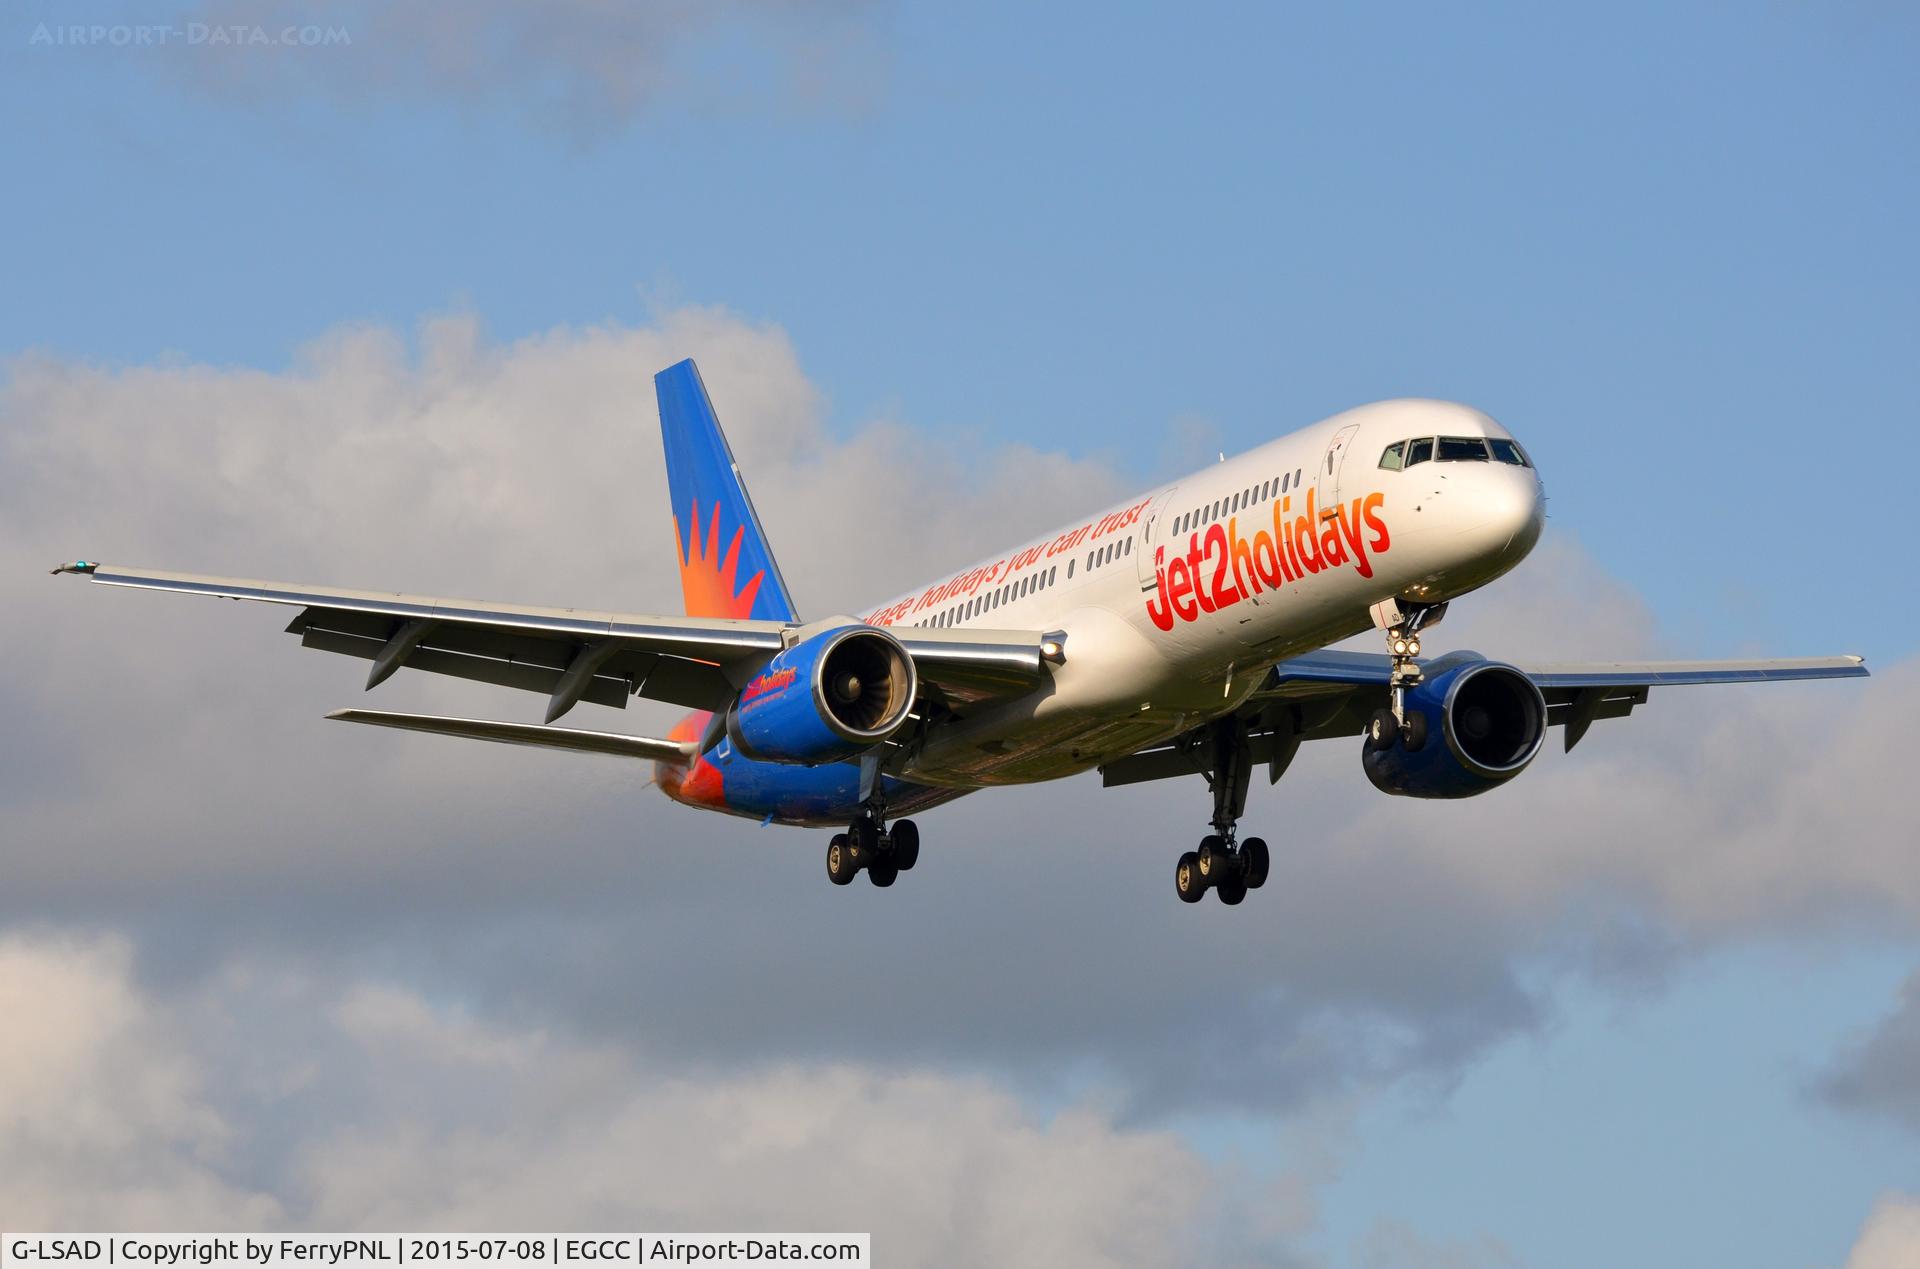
top-left (1437, 436), bottom-right (1491, 462)
top-left (1403, 437), bottom-right (1434, 467)
top-left (1489, 438), bottom-right (1531, 467)
top-left (1378, 441), bottom-right (1405, 471)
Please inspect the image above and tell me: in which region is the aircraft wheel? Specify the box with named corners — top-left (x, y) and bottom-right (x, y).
top-left (826, 834), bottom-right (859, 886)
top-left (1401, 710), bottom-right (1429, 752)
top-left (869, 861), bottom-right (899, 888)
top-left (1216, 874), bottom-right (1248, 906)
top-left (1367, 709), bottom-right (1398, 752)
top-left (1175, 851), bottom-right (1206, 903)
top-left (848, 816), bottom-right (880, 865)
top-left (1242, 837), bottom-right (1270, 889)
top-left (1196, 835), bottom-right (1229, 882)
top-left (889, 819), bottom-right (920, 871)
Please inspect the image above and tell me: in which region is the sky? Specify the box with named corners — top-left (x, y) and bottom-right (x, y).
top-left (1, 2), bottom-right (1916, 1266)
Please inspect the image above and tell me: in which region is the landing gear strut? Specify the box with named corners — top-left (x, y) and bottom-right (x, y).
top-left (1368, 598), bottom-right (1447, 751)
top-left (1174, 715), bottom-right (1272, 906)
top-left (825, 748), bottom-right (921, 886)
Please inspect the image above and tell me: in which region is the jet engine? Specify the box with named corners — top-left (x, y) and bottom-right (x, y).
top-left (726, 625), bottom-right (917, 765)
top-left (1363, 655), bottom-right (1547, 798)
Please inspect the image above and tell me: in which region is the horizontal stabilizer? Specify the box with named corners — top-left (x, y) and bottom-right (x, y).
top-left (327, 709), bottom-right (695, 764)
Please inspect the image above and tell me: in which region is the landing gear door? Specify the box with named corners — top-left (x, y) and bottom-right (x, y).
top-left (1317, 424), bottom-right (1360, 521)
top-left (1136, 491), bottom-right (1170, 591)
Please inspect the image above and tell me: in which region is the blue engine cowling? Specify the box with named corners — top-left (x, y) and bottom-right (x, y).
top-left (1363, 655), bottom-right (1547, 798)
top-left (725, 625), bottom-right (918, 765)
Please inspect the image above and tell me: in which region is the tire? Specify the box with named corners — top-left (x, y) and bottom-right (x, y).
top-left (1175, 851), bottom-right (1205, 903)
top-left (889, 819), bottom-right (920, 871)
top-left (1367, 709), bottom-right (1398, 752)
top-left (848, 816), bottom-right (879, 864)
top-left (826, 834), bottom-right (858, 886)
top-left (1242, 837), bottom-right (1270, 889)
top-left (1401, 710), bottom-right (1429, 752)
top-left (1216, 875), bottom-right (1248, 906)
top-left (1197, 835), bottom-right (1227, 880)
top-left (869, 861), bottom-right (899, 888)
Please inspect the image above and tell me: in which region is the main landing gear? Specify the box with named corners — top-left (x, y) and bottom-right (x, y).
top-left (1365, 599), bottom-right (1447, 754)
top-left (1174, 716), bottom-right (1273, 906)
top-left (826, 810), bottom-right (920, 888)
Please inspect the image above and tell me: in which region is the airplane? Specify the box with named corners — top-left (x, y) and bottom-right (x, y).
top-left (52, 359), bottom-right (1868, 905)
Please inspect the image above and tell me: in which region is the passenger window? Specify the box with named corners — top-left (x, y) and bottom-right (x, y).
top-left (1437, 436), bottom-right (1491, 462)
top-left (1067, 560), bottom-right (1074, 579)
top-left (1489, 438), bottom-right (1531, 467)
top-left (1404, 437), bottom-right (1434, 467)
top-left (1124, 538), bottom-right (1131, 556)
top-left (1379, 441), bottom-right (1405, 471)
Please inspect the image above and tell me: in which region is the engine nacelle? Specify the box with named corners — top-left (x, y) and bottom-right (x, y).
top-left (1363, 656), bottom-right (1547, 798)
top-left (726, 625), bottom-right (917, 765)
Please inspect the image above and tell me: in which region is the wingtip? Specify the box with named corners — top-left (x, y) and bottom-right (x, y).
top-left (51, 560), bottom-right (98, 576)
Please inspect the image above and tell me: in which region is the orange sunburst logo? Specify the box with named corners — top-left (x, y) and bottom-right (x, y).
top-left (675, 498), bottom-right (766, 619)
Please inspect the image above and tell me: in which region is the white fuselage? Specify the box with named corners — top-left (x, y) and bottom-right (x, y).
top-left (859, 399), bottom-right (1546, 787)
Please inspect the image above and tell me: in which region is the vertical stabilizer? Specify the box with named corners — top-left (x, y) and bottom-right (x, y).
top-left (654, 359), bottom-right (799, 622)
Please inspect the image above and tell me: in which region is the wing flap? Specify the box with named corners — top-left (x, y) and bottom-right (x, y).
top-left (300, 627), bottom-right (636, 710)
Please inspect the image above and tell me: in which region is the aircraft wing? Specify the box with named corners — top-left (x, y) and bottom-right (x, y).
top-left (1100, 647), bottom-right (1868, 787)
top-left (51, 562), bottom-right (1053, 720)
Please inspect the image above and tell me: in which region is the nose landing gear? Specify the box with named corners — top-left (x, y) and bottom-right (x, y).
top-left (1368, 598), bottom-right (1447, 751)
top-left (1174, 716), bottom-right (1274, 906)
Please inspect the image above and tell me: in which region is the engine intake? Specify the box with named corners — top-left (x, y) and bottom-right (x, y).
top-left (727, 626), bottom-right (917, 765)
top-left (1363, 657), bottom-right (1546, 798)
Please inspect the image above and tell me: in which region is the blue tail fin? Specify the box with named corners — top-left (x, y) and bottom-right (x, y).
top-left (654, 359), bottom-right (799, 622)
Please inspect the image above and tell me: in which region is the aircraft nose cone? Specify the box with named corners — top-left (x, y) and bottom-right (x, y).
top-left (1470, 465), bottom-right (1545, 562)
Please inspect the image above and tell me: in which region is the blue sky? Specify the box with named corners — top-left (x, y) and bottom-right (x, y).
top-left (3, 3), bottom-right (1917, 1264)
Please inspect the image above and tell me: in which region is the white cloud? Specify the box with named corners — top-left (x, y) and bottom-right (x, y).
top-left (0, 934), bottom-right (280, 1228)
top-left (1819, 971), bottom-right (1920, 1135)
top-left (0, 933), bottom-right (1283, 1267)
top-left (1846, 1194), bottom-right (1920, 1269)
